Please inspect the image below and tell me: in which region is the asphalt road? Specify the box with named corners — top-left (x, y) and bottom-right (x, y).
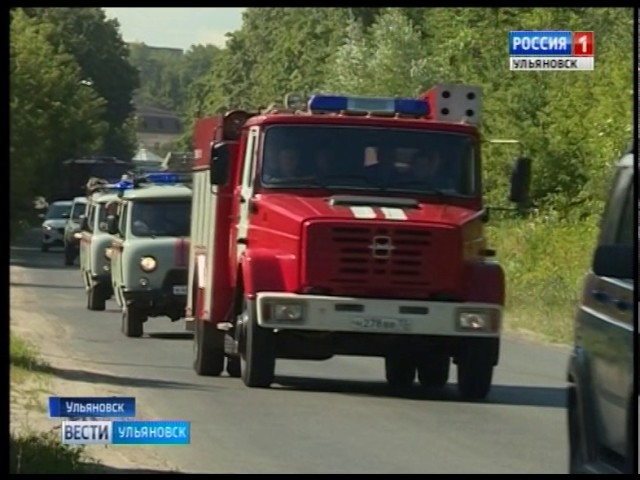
top-left (10, 234), bottom-right (571, 474)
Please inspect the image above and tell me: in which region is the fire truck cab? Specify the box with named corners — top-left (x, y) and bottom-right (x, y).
top-left (188, 84), bottom-right (532, 400)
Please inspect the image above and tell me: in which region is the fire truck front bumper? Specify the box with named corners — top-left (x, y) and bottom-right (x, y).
top-left (255, 292), bottom-right (502, 337)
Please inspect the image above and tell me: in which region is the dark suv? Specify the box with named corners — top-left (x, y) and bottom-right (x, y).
top-left (567, 142), bottom-right (635, 474)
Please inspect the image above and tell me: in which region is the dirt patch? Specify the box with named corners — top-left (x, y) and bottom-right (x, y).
top-left (10, 265), bottom-right (182, 474)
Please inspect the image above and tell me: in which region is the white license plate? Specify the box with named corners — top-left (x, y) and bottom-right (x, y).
top-left (173, 285), bottom-right (187, 295)
top-left (351, 316), bottom-right (411, 332)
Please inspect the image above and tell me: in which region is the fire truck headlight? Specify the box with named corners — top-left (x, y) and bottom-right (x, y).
top-left (273, 303), bottom-right (303, 322)
top-left (140, 256), bottom-right (157, 272)
top-left (456, 309), bottom-right (500, 332)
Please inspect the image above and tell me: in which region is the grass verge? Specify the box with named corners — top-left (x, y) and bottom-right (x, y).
top-left (487, 216), bottom-right (598, 344)
top-left (10, 333), bottom-right (92, 474)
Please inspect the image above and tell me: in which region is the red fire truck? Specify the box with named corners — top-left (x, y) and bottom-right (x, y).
top-left (186, 84), bottom-right (531, 400)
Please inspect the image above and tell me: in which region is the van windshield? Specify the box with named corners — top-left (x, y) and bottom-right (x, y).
top-left (130, 200), bottom-right (191, 237)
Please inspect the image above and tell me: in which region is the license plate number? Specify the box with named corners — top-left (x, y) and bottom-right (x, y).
top-left (352, 316), bottom-right (411, 332)
top-left (173, 285), bottom-right (187, 295)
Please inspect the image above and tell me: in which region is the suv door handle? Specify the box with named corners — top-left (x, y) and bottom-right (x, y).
top-left (590, 290), bottom-right (609, 304)
top-left (614, 299), bottom-right (631, 312)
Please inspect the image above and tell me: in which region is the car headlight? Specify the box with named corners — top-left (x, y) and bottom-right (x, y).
top-left (456, 309), bottom-right (500, 332)
top-left (105, 247), bottom-right (113, 260)
top-left (273, 303), bottom-right (303, 322)
top-left (43, 225), bottom-right (52, 231)
top-left (140, 256), bottom-right (157, 272)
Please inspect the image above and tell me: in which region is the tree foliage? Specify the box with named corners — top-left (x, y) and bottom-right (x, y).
top-left (21, 7), bottom-right (140, 160)
top-left (10, 9), bottom-right (107, 213)
top-left (185, 7), bottom-right (633, 218)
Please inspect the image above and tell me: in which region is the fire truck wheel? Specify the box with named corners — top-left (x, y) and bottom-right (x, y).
top-left (417, 354), bottom-right (450, 389)
top-left (385, 353), bottom-right (416, 390)
top-left (456, 341), bottom-right (494, 400)
top-left (193, 319), bottom-right (225, 376)
top-left (121, 305), bottom-right (145, 338)
top-left (240, 299), bottom-right (275, 388)
top-left (87, 286), bottom-right (106, 311)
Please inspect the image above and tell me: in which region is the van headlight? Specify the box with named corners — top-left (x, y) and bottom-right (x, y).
top-left (140, 256), bottom-right (157, 272)
top-left (273, 303), bottom-right (303, 322)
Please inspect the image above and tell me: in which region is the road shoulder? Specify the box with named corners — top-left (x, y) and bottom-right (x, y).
top-left (10, 263), bottom-right (183, 474)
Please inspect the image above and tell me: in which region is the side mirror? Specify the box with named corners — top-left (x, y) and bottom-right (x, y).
top-left (509, 157), bottom-right (532, 204)
top-left (106, 215), bottom-right (119, 235)
top-left (592, 244), bottom-right (632, 279)
top-left (79, 214), bottom-right (89, 231)
top-left (210, 142), bottom-right (230, 186)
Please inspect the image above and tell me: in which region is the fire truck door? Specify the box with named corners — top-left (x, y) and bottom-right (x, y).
top-left (235, 127), bottom-right (259, 261)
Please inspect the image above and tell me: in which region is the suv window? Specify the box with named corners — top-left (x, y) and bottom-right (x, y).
top-left (615, 180), bottom-right (633, 246)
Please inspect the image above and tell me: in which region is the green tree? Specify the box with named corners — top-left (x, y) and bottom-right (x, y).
top-left (21, 7), bottom-right (140, 160)
top-left (10, 9), bottom-right (107, 216)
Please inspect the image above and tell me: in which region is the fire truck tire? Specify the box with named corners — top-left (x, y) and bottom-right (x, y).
top-left (417, 354), bottom-right (450, 389)
top-left (385, 353), bottom-right (416, 389)
top-left (241, 299), bottom-right (275, 388)
top-left (456, 341), bottom-right (494, 400)
top-left (87, 285), bottom-right (106, 311)
top-left (122, 305), bottom-right (145, 338)
top-left (193, 319), bottom-right (225, 376)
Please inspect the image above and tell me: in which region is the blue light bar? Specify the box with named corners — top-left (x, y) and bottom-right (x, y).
top-left (106, 179), bottom-right (134, 190)
top-left (308, 95), bottom-right (430, 117)
top-left (141, 172), bottom-right (192, 184)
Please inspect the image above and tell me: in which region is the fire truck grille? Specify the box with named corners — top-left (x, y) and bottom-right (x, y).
top-left (305, 224), bottom-right (434, 291)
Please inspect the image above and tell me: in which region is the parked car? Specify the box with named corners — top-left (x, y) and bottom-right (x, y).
top-left (567, 142), bottom-right (634, 474)
top-left (40, 200), bottom-right (73, 252)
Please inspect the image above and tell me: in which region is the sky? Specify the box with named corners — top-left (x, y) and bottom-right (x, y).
top-left (103, 8), bottom-right (245, 51)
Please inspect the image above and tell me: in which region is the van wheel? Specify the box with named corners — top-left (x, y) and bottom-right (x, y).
top-left (193, 319), bottom-right (224, 376)
top-left (122, 305), bottom-right (145, 338)
top-left (385, 353), bottom-right (416, 389)
top-left (226, 356), bottom-right (241, 378)
top-left (240, 298), bottom-right (275, 388)
top-left (87, 286), bottom-right (106, 311)
top-left (64, 248), bottom-right (75, 266)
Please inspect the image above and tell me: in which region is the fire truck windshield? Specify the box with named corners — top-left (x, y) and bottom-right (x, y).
top-left (130, 200), bottom-right (191, 238)
top-left (260, 125), bottom-right (478, 197)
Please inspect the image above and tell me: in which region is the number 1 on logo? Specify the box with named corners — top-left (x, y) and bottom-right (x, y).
top-left (572, 31), bottom-right (594, 57)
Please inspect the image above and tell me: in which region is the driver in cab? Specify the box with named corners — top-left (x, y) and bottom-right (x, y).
top-left (263, 147), bottom-right (305, 183)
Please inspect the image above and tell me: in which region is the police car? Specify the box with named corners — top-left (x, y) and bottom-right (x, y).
top-left (106, 173), bottom-right (192, 337)
top-left (78, 188), bottom-right (120, 311)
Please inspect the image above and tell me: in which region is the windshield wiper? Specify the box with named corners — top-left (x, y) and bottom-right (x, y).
top-left (265, 174), bottom-right (390, 192)
top-left (388, 180), bottom-right (461, 196)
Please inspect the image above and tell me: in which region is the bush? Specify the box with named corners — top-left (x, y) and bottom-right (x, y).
top-left (10, 430), bottom-right (88, 474)
top-left (488, 216), bottom-right (598, 343)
